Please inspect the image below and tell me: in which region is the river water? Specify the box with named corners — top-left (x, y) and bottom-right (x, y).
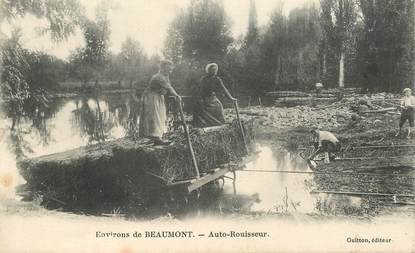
top-left (0, 93), bottom-right (411, 217)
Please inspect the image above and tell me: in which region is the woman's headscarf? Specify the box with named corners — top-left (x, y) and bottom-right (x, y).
top-left (205, 63), bottom-right (218, 74)
top-left (159, 60), bottom-right (173, 72)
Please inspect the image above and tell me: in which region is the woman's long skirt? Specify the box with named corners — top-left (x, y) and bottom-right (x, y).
top-left (193, 95), bottom-right (225, 127)
top-left (139, 91), bottom-right (167, 138)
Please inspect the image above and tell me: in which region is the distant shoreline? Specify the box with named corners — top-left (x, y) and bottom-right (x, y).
top-left (52, 88), bottom-right (138, 98)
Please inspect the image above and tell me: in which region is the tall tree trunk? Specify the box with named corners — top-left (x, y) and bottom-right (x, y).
top-left (298, 50), bottom-right (304, 83)
top-left (11, 117), bottom-right (17, 131)
top-left (388, 50), bottom-right (393, 91)
top-left (339, 50), bottom-right (345, 88)
top-left (275, 55), bottom-right (281, 91)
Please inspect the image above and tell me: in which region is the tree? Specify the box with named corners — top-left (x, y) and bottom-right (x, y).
top-left (358, 0), bottom-right (415, 91)
top-left (0, 0), bottom-right (85, 41)
top-left (320, 0), bottom-right (358, 88)
top-left (286, 3), bottom-right (321, 88)
top-left (119, 37), bottom-right (146, 86)
top-left (163, 0), bottom-right (234, 95)
top-left (0, 31), bottom-right (30, 130)
top-left (1, 32), bottom-right (67, 131)
top-left (222, 0), bottom-right (262, 97)
top-left (245, 0), bottom-right (259, 47)
top-left (164, 0), bottom-right (233, 65)
top-left (68, 6), bottom-right (110, 85)
top-left (233, 0), bottom-right (267, 97)
top-left (253, 2), bottom-right (322, 92)
top-left (68, 48), bottom-right (93, 84)
top-left (261, 5), bottom-right (288, 90)
top-left (25, 51), bottom-right (67, 91)
top-left (163, 10), bottom-right (186, 64)
top-left (0, 0), bottom-right (84, 133)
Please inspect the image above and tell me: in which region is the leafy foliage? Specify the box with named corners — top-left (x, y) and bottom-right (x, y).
top-left (1, 31), bottom-right (66, 135)
top-left (118, 37), bottom-right (146, 86)
top-left (245, 0), bottom-right (259, 47)
top-left (164, 0), bottom-right (233, 65)
top-left (357, 0), bottom-right (415, 91)
top-left (68, 6), bottom-right (110, 84)
top-left (0, 31), bottom-right (30, 122)
top-left (0, 0), bottom-right (85, 41)
top-left (0, 0), bottom-right (85, 135)
top-left (163, 0), bottom-right (234, 94)
top-left (320, 0), bottom-right (358, 87)
top-left (225, 2), bottom-right (322, 95)
top-left (1, 0), bottom-right (415, 101)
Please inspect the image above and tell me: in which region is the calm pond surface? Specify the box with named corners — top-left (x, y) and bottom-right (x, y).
top-left (0, 93), bottom-right (407, 217)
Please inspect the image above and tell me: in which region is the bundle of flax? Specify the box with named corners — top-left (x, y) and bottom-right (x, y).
top-left (18, 120), bottom-right (254, 211)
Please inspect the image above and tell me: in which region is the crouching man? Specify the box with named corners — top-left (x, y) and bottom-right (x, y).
top-left (308, 128), bottom-right (341, 164)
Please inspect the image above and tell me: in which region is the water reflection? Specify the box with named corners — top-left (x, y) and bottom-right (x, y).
top-left (72, 96), bottom-right (118, 142)
top-left (0, 94), bottom-right (136, 202)
top-left (0, 91), bottom-right (187, 205)
top-left (221, 145), bottom-right (317, 214)
top-left (217, 145), bottom-right (373, 216)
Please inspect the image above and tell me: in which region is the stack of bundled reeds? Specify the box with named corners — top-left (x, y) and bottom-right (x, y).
top-left (17, 120), bottom-right (254, 212)
top-left (269, 90), bottom-right (343, 107)
top-left (268, 91), bottom-right (311, 98)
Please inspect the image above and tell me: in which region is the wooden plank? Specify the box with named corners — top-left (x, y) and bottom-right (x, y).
top-left (167, 163), bottom-right (238, 187)
top-left (352, 145), bottom-right (415, 149)
top-left (167, 178), bottom-right (196, 186)
top-left (202, 125), bottom-right (229, 133)
top-left (394, 201), bottom-right (415, 205)
top-left (187, 168), bottom-right (231, 192)
top-left (369, 98), bottom-right (400, 101)
top-left (335, 156), bottom-right (408, 161)
top-left (145, 171), bottom-right (168, 183)
top-left (238, 169), bottom-right (415, 179)
top-left (311, 190), bottom-right (415, 198)
top-left (361, 107), bottom-right (396, 113)
top-left (317, 156), bottom-right (415, 171)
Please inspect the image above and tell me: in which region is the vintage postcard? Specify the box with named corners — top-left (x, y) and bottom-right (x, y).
top-left (0, 0), bottom-right (414, 252)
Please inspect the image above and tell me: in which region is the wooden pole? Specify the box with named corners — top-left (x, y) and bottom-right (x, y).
top-left (238, 169), bottom-right (415, 179)
top-left (361, 107), bottom-right (396, 113)
top-left (335, 155), bottom-right (414, 161)
top-left (352, 144), bottom-right (415, 149)
top-left (300, 144), bottom-right (415, 150)
top-left (311, 190), bottom-right (415, 198)
top-left (233, 100), bottom-right (249, 155)
top-left (177, 100), bottom-right (200, 178)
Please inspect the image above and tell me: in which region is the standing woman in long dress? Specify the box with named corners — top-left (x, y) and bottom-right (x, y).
top-left (139, 60), bottom-right (181, 145)
top-left (193, 63), bottom-right (236, 127)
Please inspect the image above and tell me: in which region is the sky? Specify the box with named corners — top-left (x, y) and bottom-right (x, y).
top-left (0, 0), bottom-right (317, 60)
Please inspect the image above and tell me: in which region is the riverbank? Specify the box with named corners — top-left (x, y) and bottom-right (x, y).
top-left (224, 95), bottom-right (415, 217)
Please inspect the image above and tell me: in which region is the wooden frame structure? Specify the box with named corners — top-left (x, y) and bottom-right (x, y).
top-left (165, 164), bottom-right (239, 193)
